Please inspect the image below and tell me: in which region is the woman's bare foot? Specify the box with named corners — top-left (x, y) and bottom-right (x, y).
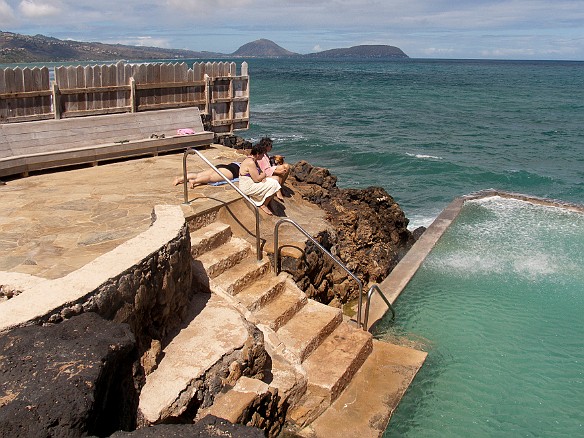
top-left (173, 177), bottom-right (182, 186)
top-left (260, 205), bottom-right (273, 215)
top-left (276, 191), bottom-right (285, 202)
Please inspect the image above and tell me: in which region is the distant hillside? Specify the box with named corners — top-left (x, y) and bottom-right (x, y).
top-left (0, 31), bottom-right (222, 63)
top-left (0, 31), bottom-right (408, 64)
top-left (232, 39), bottom-right (298, 58)
top-left (305, 45), bottom-right (408, 59)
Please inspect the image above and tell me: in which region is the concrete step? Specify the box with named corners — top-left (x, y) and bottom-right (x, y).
top-left (303, 322), bottom-right (373, 403)
top-left (138, 293), bottom-right (254, 425)
top-left (190, 221), bottom-right (232, 258)
top-left (212, 256), bottom-right (272, 296)
top-left (287, 322), bottom-right (373, 426)
top-left (251, 284), bottom-right (307, 332)
top-left (276, 300), bottom-right (343, 363)
top-left (236, 272), bottom-right (289, 312)
top-left (297, 340), bottom-right (428, 438)
top-left (195, 237), bottom-right (251, 279)
top-left (199, 376), bottom-right (271, 425)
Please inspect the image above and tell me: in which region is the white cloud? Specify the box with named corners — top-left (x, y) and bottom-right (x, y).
top-left (19, 0), bottom-right (59, 18)
top-left (109, 36), bottom-right (172, 49)
top-left (0, 0), bottom-right (15, 24)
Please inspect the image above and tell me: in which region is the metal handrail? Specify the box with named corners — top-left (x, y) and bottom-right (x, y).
top-left (363, 284), bottom-right (395, 330)
top-left (182, 148), bottom-right (262, 261)
top-left (273, 218), bottom-right (368, 327)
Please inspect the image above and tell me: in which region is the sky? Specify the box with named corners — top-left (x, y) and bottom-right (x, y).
top-left (1, 0), bottom-right (584, 60)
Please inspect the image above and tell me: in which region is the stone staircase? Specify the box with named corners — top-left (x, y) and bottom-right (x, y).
top-left (190, 221), bottom-right (374, 426)
top-left (138, 219), bottom-right (427, 437)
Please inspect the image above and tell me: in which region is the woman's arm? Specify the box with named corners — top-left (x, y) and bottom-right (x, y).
top-left (241, 158), bottom-right (266, 183)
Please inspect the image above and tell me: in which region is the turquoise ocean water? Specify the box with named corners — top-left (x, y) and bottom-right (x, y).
top-left (241, 59), bottom-right (584, 437)
top-left (244, 58), bottom-right (584, 229)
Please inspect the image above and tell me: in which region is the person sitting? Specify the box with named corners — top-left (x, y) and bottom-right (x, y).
top-left (173, 162), bottom-right (240, 188)
top-left (256, 137), bottom-right (291, 201)
top-left (238, 144), bottom-right (281, 215)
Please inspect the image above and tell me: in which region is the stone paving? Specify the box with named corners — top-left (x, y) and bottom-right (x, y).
top-left (0, 144), bottom-right (327, 282)
top-left (0, 145), bottom-right (246, 280)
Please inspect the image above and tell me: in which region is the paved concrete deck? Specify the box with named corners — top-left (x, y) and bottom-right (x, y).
top-left (0, 145), bottom-right (326, 282)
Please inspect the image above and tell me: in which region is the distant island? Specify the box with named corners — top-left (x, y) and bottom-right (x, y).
top-left (0, 32), bottom-right (408, 64)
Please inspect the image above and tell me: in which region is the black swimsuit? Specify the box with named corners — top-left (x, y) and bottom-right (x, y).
top-left (216, 162), bottom-right (240, 178)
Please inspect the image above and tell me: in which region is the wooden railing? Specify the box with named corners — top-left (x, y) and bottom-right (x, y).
top-left (0, 61), bottom-right (249, 134)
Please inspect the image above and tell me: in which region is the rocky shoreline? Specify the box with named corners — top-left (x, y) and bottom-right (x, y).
top-left (280, 160), bottom-right (424, 308)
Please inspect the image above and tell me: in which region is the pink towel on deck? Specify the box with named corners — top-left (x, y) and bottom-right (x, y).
top-left (177, 128), bottom-right (195, 135)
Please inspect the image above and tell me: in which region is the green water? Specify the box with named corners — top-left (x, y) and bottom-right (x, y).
top-left (379, 197), bottom-right (584, 437)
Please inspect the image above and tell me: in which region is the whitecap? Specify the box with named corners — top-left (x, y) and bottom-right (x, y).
top-left (406, 152), bottom-right (443, 160)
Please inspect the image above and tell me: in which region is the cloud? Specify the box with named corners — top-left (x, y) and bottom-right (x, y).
top-left (108, 36), bottom-right (173, 49)
top-left (0, 0), bottom-right (15, 23)
top-left (19, 0), bottom-right (59, 18)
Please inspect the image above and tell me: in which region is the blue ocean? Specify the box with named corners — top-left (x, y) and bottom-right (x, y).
top-left (244, 58), bottom-right (584, 229)
top-left (244, 58), bottom-right (584, 437)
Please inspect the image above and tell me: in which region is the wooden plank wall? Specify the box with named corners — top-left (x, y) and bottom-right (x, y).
top-left (0, 61), bottom-right (249, 133)
top-left (0, 67), bottom-right (51, 123)
top-left (54, 61), bottom-right (133, 118)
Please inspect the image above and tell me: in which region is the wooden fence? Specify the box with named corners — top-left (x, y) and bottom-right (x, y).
top-left (0, 61), bottom-right (249, 134)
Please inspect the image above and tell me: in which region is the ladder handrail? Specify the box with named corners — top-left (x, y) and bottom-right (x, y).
top-left (273, 218), bottom-right (366, 326)
top-left (182, 148), bottom-right (262, 261)
top-left (364, 284), bottom-right (395, 329)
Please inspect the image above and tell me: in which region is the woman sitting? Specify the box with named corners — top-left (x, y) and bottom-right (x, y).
top-left (173, 162), bottom-right (240, 188)
top-left (256, 137), bottom-right (291, 201)
top-left (238, 144), bottom-right (281, 215)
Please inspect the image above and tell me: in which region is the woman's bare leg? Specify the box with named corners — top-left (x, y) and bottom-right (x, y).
top-left (173, 172), bottom-right (199, 186)
top-left (273, 163), bottom-right (291, 185)
top-left (268, 175), bottom-right (285, 201)
top-left (260, 196), bottom-right (274, 215)
top-left (175, 169), bottom-right (234, 188)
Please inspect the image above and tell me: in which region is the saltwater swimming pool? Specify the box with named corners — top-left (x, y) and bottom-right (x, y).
top-left (379, 196), bottom-right (584, 437)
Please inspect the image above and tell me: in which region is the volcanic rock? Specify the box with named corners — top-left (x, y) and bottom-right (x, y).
top-left (286, 161), bottom-right (416, 304)
top-left (0, 312), bottom-right (137, 437)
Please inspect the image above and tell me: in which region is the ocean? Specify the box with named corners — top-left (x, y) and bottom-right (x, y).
top-left (244, 58), bottom-right (584, 437)
top-left (244, 58), bottom-right (584, 229)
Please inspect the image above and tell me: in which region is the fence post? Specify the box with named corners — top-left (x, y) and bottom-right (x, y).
top-left (129, 77), bottom-right (136, 112)
top-left (204, 74), bottom-right (210, 117)
top-left (51, 81), bottom-right (61, 119)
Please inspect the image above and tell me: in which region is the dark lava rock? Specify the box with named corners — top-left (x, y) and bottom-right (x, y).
top-left (0, 312), bottom-right (137, 438)
top-left (288, 161), bottom-right (417, 303)
top-left (110, 415), bottom-right (264, 437)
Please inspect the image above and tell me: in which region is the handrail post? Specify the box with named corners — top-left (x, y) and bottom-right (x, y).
top-left (182, 147), bottom-right (262, 261)
top-left (182, 148), bottom-right (192, 205)
top-left (363, 284), bottom-right (396, 330)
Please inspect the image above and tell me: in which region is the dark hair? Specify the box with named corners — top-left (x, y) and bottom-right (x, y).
top-left (251, 143), bottom-right (266, 156)
top-left (258, 137), bottom-right (273, 148)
